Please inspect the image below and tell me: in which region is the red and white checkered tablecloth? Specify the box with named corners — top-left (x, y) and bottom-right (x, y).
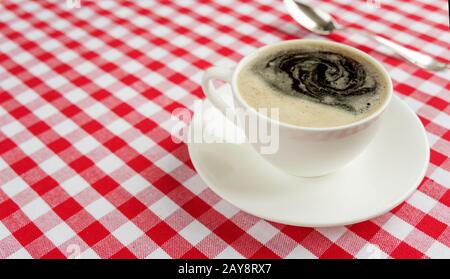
top-left (0, 0), bottom-right (448, 259)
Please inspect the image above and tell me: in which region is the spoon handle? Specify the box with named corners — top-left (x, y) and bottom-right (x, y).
top-left (342, 27), bottom-right (449, 71)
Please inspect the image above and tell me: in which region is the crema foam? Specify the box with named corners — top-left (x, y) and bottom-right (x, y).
top-left (237, 42), bottom-right (389, 128)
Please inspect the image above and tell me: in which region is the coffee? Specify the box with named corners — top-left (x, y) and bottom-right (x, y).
top-left (237, 41), bottom-right (389, 127)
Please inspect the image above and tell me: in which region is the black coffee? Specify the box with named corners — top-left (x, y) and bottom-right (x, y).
top-left (237, 42), bottom-right (388, 127)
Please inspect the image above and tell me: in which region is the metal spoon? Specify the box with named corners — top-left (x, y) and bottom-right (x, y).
top-left (284, 0), bottom-right (449, 71)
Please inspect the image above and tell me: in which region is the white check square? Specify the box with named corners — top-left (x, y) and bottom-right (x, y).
top-left (433, 113), bottom-right (450, 130)
top-left (79, 248), bottom-right (100, 259)
top-left (394, 33), bottom-right (415, 44)
top-left (141, 72), bottom-right (165, 86)
top-left (129, 135), bottom-right (156, 154)
top-left (429, 168), bottom-right (450, 190)
top-left (41, 39), bottom-right (60, 51)
top-left (1, 76), bottom-right (20, 90)
top-left (34, 104), bottom-right (58, 120)
top-left (183, 175), bottom-right (207, 195)
top-left (0, 157), bottom-right (7, 171)
top-left (107, 118), bottom-right (132, 135)
top-left (152, 25), bottom-right (172, 37)
top-left (122, 175), bottom-right (150, 196)
top-left (389, 68), bottom-right (410, 83)
top-left (85, 38), bottom-right (104, 50)
top-left (418, 81), bottom-right (442, 96)
top-left (29, 63), bottom-right (51, 76)
top-left (192, 46), bottom-right (214, 59)
top-left (74, 135), bottom-right (100, 154)
top-left (403, 97), bottom-right (424, 112)
top-left (235, 4), bottom-right (254, 14)
top-left (172, 36), bottom-right (191, 48)
top-left (0, 221), bottom-right (10, 240)
top-left (75, 62), bottom-right (97, 75)
top-left (91, 17), bottom-right (110, 29)
top-left (215, 14), bottom-right (234, 25)
top-left (110, 26), bottom-right (129, 38)
top-left (317, 226), bottom-right (348, 242)
top-left (285, 245), bottom-right (317, 259)
top-left (179, 220), bottom-right (210, 246)
top-left (64, 88), bottom-right (88, 104)
top-left (97, 154), bottom-right (124, 174)
top-left (175, 14), bottom-right (192, 25)
top-left (84, 103), bottom-right (109, 118)
top-left (40, 156), bottom-right (66, 175)
top-left (19, 137), bottom-right (45, 155)
top-left (136, 101), bottom-right (160, 117)
top-left (112, 221), bottom-right (144, 246)
top-left (149, 196), bottom-right (179, 220)
top-left (97, 0), bottom-right (115, 9)
top-left (165, 86), bottom-right (187, 101)
top-left (53, 119), bottom-right (79, 136)
top-left (426, 133), bottom-right (440, 146)
top-left (46, 75), bottom-right (67, 88)
top-left (356, 243), bottom-right (388, 259)
top-left (61, 175), bottom-right (90, 196)
top-left (1, 177), bottom-right (29, 197)
top-left (216, 247), bottom-right (244, 259)
top-left (215, 34), bottom-right (236, 46)
top-left (67, 28), bottom-right (87, 40)
top-left (0, 11), bottom-right (14, 25)
top-left (195, 5), bottom-right (215, 16)
top-left (154, 154), bottom-right (183, 173)
top-left (127, 36), bottom-right (148, 49)
top-left (248, 221), bottom-right (278, 244)
top-left (148, 48), bottom-right (169, 60)
top-left (46, 223), bottom-right (76, 246)
top-left (1, 121), bottom-right (24, 137)
top-left (12, 52), bottom-right (33, 65)
top-left (426, 241), bottom-right (450, 259)
top-left (193, 24), bottom-right (214, 36)
top-left (155, 6), bottom-right (173, 17)
top-left (56, 50), bottom-right (78, 63)
top-left (407, 191), bottom-right (437, 213)
top-left (235, 23), bottom-right (257, 36)
top-left (115, 87), bottom-right (139, 102)
top-left (95, 74), bottom-right (116, 88)
top-left (103, 49), bottom-right (123, 61)
top-left (169, 59), bottom-right (190, 72)
top-left (130, 16), bottom-right (150, 28)
top-left (8, 248), bottom-right (32, 259)
top-left (10, 20), bottom-right (29, 32)
top-left (146, 248), bottom-right (170, 259)
top-left (123, 60), bottom-right (143, 73)
top-left (213, 200), bottom-right (239, 218)
top-left (22, 197), bottom-right (51, 221)
top-left (85, 197), bottom-right (115, 219)
top-left (410, 22), bottom-right (429, 33)
top-left (383, 215), bottom-right (414, 240)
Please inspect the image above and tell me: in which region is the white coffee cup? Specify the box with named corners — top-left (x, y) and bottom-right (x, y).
top-left (201, 39), bottom-right (393, 177)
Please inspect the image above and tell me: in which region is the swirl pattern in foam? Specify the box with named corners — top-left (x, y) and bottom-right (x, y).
top-left (237, 43), bottom-right (388, 127)
top-left (253, 50), bottom-right (379, 113)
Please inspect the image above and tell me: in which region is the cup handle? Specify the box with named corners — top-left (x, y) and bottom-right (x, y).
top-left (201, 67), bottom-right (235, 116)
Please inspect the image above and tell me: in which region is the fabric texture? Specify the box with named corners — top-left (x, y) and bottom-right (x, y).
top-left (0, 0), bottom-right (448, 259)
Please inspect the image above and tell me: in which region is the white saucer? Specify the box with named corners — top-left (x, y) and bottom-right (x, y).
top-left (187, 86), bottom-right (429, 227)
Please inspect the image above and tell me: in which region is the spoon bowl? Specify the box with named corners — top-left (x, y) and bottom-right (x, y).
top-left (284, 0), bottom-right (338, 35)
